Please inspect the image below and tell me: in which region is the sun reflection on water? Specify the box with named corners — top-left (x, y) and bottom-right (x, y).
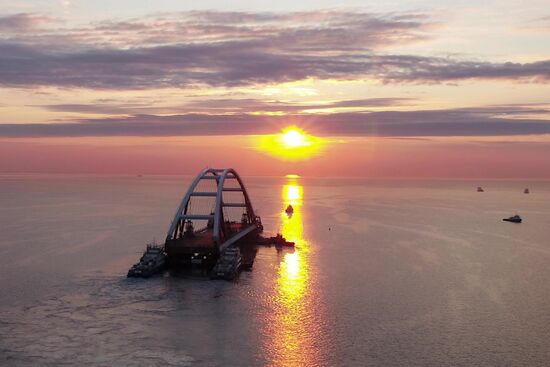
top-left (266, 175), bottom-right (322, 367)
top-left (278, 180), bottom-right (306, 306)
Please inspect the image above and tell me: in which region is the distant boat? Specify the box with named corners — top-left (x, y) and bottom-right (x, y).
top-left (285, 204), bottom-right (294, 215)
top-left (477, 187), bottom-right (484, 192)
top-left (524, 188), bottom-right (530, 194)
top-left (503, 214), bottom-right (522, 223)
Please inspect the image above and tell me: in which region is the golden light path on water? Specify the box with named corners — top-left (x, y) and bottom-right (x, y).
top-left (265, 175), bottom-right (323, 367)
top-left (256, 126), bottom-right (327, 161)
top-left (279, 182), bottom-right (306, 303)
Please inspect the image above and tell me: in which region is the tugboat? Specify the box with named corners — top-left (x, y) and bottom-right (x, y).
top-left (477, 187), bottom-right (484, 192)
top-left (127, 243), bottom-right (166, 278)
top-left (211, 247), bottom-right (242, 280)
top-left (503, 214), bottom-right (522, 223)
top-left (256, 233), bottom-right (295, 248)
top-left (285, 204), bottom-right (294, 215)
top-left (270, 233), bottom-right (295, 247)
top-left (524, 188), bottom-right (530, 194)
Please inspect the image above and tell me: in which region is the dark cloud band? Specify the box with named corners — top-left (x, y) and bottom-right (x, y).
top-left (2, 108), bottom-right (550, 138)
top-left (0, 11), bottom-right (548, 89)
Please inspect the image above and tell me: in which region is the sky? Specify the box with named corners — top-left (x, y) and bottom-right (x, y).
top-left (0, 0), bottom-right (549, 177)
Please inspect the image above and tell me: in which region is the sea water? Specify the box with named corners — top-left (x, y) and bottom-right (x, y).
top-left (1, 175), bottom-right (550, 366)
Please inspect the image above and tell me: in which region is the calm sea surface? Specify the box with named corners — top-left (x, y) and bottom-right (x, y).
top-left (1, 175), bottom-right (550, 366)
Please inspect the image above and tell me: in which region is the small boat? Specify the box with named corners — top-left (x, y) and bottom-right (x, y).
top-left (285, 204), bottom-right (294, 214)
top-left (127, 243), bottom-right (166, 278)
top-left (524, 188), bottom-right (530, 194)
top-left (270, 233), bottom-right (295, 247)
top-left (503, 215), bottom-right (522, 223)
top-left (477, 187), bottom-right (484, 192)
top-left (256, 234), bottom-right (295, 247)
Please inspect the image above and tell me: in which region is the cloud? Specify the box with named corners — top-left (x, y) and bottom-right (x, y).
top-left (2, 106), bottom-right (550, 138)
top-left (0, 11), bottom-right (548, 89)
top-left (34, 97), bottom-right (413, 115)
top-left (379, 57), bottom-right (550, 83)
top-left (524, 15), bottom-right (550, 32)
top-left (0, 13), bottom-right (49, 32)
top-left (79, 10), bottom-right (433, 50)
top-left (1, 43), bottom-right (548, 89)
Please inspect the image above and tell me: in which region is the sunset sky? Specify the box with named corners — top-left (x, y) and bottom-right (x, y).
top-left (1, 0), bottom-right (549, 177)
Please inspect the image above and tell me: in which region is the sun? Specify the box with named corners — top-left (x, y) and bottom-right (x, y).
top-left (281, 128), bottom-right (308, 148)
top-left (255, 126), bottom-right (327, 161)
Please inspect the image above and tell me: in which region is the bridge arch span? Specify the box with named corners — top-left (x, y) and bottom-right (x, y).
top-left (165, 168), bottom-right (257, 246)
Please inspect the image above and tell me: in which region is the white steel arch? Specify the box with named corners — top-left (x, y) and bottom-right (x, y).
top-left (165, 168), bottom-right (257, 245)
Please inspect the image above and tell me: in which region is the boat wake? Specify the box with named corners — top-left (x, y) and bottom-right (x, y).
top-left (0, 276), bottom-right (194, 366)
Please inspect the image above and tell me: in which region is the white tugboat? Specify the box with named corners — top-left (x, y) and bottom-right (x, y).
top-left (211, 247), bottom-right (242, 280)
top-left (127, 243), bottom-right (166, 278)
